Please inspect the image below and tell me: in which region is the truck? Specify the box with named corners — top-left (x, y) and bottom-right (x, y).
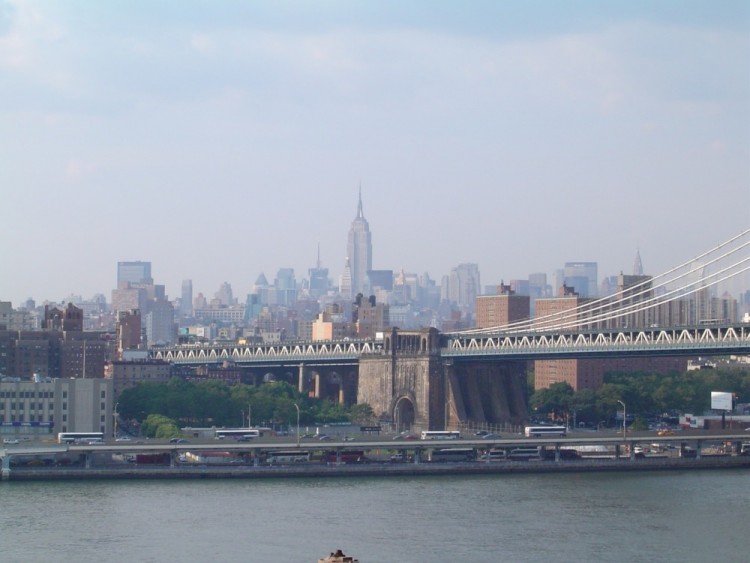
top-left (135, 453), bottom-right (171, 465)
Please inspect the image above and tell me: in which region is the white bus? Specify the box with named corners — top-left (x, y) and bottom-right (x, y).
top-left (420, 430), bottom-right (461, 440)
top-left (57, 432), bottom-right (104, 444)
top-left (266, 450), bottom-right (310, 464)
top-left (214, 428), bottom-right (261, 441)
top-left (428, 448), bottom-right (476, 462)
top-left (524, 425), bottom-right (567, 438)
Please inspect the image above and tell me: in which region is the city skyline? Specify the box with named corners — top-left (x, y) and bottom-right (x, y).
top-left (1, 1), bottom-right (748, 305)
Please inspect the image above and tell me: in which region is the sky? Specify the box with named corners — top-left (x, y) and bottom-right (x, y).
top-left (1, 0), bottom-right (749, 305)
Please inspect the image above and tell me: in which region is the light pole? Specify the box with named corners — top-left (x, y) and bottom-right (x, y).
top-left (617, 400), bottom-right (626, 438)
top-left (294, 403), bottom-right (300, 446)
top-left (445, 398), bottom-right (452, 431)
top-left (113, 402), bottom-right (119, 439)
top-left (248, 403), bottom-right (252, 428)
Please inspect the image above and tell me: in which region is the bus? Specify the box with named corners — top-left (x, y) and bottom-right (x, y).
top-left (322, 450), bottom-right (366, 464)
top-left (57, 432), bottom-right (105, 444)
top-left (428, 448), bottom-right (476, 462)
top-left (420, 430), bottom-right (461, 440)
top-left (524, 425), bottom-right (567, 438)
top-left (507, 447), bottom-right (543, 460)
top-left (265, 450), bottom-right (310, 464)
top-left (214, 428), bottom-right (261, 441)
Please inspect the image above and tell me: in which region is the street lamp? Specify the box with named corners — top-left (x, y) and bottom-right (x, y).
top-left (617, 400), bottom-right (626, 439)
top-left (113, 402), bottom-right (119, 439)
top-left (445, 398), bottom-right (452, 431)
top-left (294, 403), bottom-right (300, 446)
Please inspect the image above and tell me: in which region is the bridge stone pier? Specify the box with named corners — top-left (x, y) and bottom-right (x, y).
top-left (445, 360), bottom-right (527, 429)
top-left (242, 365), bottom-right (357, 406)
top-left (297, 365), bottom-right (358, 406)
top-left (358, 328), bottom-right (528, 432)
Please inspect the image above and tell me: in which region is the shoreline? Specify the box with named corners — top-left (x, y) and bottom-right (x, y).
top-left (4, 455), bottom-right (750, 481)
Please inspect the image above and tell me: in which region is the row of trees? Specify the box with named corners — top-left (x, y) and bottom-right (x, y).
top-left (529, 368), bottom-right (750, 426)
top-left (120, 367), bottom-right (750, 437)
top-left (118, 379), bottom-right (375, 436)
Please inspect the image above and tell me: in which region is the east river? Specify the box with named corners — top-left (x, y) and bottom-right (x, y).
top-left (1, 469), bottom-right (748, 562)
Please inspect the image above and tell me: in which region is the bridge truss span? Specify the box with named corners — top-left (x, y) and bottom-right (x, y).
top-left (442, 323), bottom-right (750, 360)
top-left (151, 339), bottom-right (382, 365)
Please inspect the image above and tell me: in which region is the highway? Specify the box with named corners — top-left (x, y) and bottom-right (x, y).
top-left (3, 431), bottom-right (749, 458)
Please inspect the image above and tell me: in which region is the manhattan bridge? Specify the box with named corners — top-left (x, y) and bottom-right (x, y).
top-left (152, 230), bottom-right (750, 431)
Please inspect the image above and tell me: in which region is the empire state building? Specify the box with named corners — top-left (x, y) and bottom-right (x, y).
top-left (346, 189), bottom-right (373, 297)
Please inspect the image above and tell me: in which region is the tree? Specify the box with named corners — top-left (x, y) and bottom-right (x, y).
top-left (141, 414), bottom-right (180, 438)
top-left (349, 403), bottom-right (375, 425)
top-left (530, 382), bottom-right (574, 421)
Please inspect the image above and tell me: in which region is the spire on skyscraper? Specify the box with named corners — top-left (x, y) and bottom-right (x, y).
top-left (357, 182), bottom-right (364, 219)
top-left (633, 249), bottom-right (644, 276)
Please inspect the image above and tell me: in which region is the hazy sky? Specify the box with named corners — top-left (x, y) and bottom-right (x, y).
top-left (1, 1), bottom-right (748, 305)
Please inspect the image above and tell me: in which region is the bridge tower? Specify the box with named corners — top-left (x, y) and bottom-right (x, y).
top-left (358, 327), bottom-right (529, 432)
top-left (358, 328), bottom-right (443, 432)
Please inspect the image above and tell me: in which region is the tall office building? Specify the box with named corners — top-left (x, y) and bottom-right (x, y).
top-left (117, 261), bottom-right (152, 286)
top-left (145, 299), bottom-right (176, 345)
top-left (563, 262), bottom-right (598, 298)
top-left (275, 268), bottom-right (297, 307)
top-left (308, 245), bottom-right (330, 299)
top-left (215, 282), bottom-right (235, 306)
top-left (441, 263), bottom-right (481, 319)
top-left (346, 188), bottom-right (373, 297)
top-left (180, 280), bottom-right (193, 318)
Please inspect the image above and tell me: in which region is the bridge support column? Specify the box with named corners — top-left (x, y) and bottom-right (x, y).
top-left (298, 364), bottom-right (306, 394)
top-left (314, 372), bottom-right (321, 399)
top-left (554, 444), bottom-right (561, 462)
top-left (85, 453), bottom-right (92, 469)
top-left (696, 440), bottom-right (702, 459)
top-left (1, 453), bottom-right (10, 480)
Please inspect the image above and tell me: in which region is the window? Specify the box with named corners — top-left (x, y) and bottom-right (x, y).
top-left (62, 402), bottom-right (67, 410)
top-left (62, 414), bottom-right (67, 422)
top-left (101, 390), bottom-right (106, 398)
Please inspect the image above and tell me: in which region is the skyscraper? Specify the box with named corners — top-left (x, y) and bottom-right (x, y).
top-left (308, 244), bottom-right (330, 299)
top-left (180, 280), bottom-right (193, 318)
top-left (346, 188), bottom-right (373, 297)
top-left (563, 262), bottom-right (598, 298)
top-left (117, 261), bottom-right (152, 286)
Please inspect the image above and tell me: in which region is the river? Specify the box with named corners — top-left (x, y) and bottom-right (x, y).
top-left (1, 469), bottom-right (748, 562)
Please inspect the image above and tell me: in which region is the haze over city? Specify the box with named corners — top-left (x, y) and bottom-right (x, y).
top-left (1, 1), bottom-right (748, 305)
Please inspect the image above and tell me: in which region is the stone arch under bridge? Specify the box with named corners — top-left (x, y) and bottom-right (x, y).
top-left (392, 396), bottom-right (416, 434)
top-left (296, 365), bottom-right (358, 406)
